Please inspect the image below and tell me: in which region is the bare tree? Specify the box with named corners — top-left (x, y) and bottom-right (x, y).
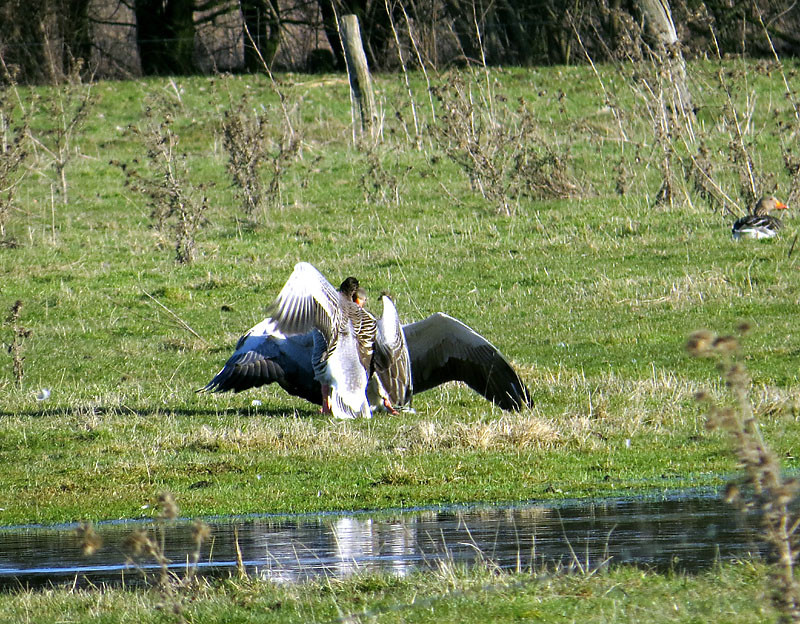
top-left (637, 0), bottom-right (692, 114)
top-left (134, 0), bottom-right (197, 74)
top-left (241, 0), bottom-right (282, 69)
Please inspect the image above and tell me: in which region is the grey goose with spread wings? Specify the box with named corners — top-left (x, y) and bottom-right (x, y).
top-left (201, 303), bottom-right (531, 413)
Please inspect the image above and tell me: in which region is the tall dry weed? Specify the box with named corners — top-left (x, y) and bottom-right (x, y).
top-left (4, 299), bottom-right (30, 387)
top-left (27, 61), bottom-right (94, 205)
top-left (689, 328), bottom-right (800, 622)
top-left (79, 492), bottom-right (211, 620)
top-left (119, 102), bottom-right (208, 264)
top-left (0, 64), bottom-right (29, 243)
top-left (221, 93), bottom-right (299, 222)
top-left (430, 71), bottom-right (577, 216)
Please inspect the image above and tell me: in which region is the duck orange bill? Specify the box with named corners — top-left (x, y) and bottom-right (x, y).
top-left (776, 201), bottom-right (789, 210)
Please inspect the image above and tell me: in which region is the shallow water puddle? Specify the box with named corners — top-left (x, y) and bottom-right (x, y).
top-left (0, 490), bottom-right (764, 588)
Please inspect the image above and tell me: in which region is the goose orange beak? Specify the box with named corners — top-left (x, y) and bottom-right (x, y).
top-left (776, 200), bottom-right (788, 210)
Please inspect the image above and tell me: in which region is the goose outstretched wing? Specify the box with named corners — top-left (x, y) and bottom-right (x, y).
top-left (371, 295), bottom-right (413, 409)
top-left (199, 318), bottom-right (320, 403)
top-left (402, 313), bottom-right (532, 411)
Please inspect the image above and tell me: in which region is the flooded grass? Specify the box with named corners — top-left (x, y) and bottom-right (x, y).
top-left (0, 492), bottom-right (764, 589)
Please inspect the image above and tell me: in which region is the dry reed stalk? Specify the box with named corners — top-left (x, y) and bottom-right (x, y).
top-left (5, 299), bottom-right (30, 387)
top-left (689, 328), bottom-right (800, 622)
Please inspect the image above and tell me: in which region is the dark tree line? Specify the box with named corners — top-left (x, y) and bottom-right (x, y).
top-left (1, 0), bottom-right (799, 83)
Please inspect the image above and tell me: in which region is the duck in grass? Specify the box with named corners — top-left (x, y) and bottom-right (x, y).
top-left (732, 196), bottom-right (788, 240)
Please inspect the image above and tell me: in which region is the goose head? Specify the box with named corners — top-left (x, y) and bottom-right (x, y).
top-left (753, 196), bottom-right (788, 216)
top-left (338, 277), bottom-right (367, 307)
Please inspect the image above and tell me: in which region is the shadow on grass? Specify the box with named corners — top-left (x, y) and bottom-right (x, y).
top-left (0, 404), bottom-right (322, 419)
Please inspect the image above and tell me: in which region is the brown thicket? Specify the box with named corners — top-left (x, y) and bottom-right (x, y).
top-left (1, 0), bottom-right (799, 83)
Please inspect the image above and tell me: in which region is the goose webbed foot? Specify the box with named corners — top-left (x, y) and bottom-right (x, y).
top-left (382, 397), bottom-right (399, 416)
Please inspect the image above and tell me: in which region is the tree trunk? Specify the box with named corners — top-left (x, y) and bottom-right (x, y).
top-left (241, 0), bottom-right (281, 71)
top-left (496, 0), bottom-right (534, 65)
top-left (441, 0), bottom-right (480, 62)
top-left (134, 0), bottom-right (195, 75)
top-left (317, 0), bottom-right (345, 68)
top-left (165, 0), bottom-right (195, 73)
top-left (637, 0), bottom-right (692, 114)
top-left (0, 0), bottom-right (52, 83)
top-left (61, 0), bottom-right (93, 75)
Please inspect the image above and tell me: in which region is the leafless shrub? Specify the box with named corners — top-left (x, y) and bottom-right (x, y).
top-left (27, 60), bottom-right (94, 204)
top-left (222, 104), bottom-right (268, 218)
top-left (5, 299), bottom-right (30, 387)
top-left (689, 327), bottom-right (800, 622)
top-left (715, 67), bottom-right (769, 209)
top-left (587, 8), bottom-right (793, 215)
top-left (769, 67), bottom-right (800, 208)
top-left (750, 11), bottom-right (800, 208)
top-left (359, 142), bottom-right (406, 206)
top-left (221, 96), bottom-right (300, 222)
top-left (0, 64), bottom-right (30, 243)
top-left (431, 72), bottom-right (577, 215)
top-left (119, 102), bottom-right (208, 264)
top-left (680, 56), bottom-right (783, 216)
top-left (591, 8), bottom-right (696, 209)
top-left (783, 150), bottom-right (800, 209)
top-left (684, 140), bottom-right (728, 212)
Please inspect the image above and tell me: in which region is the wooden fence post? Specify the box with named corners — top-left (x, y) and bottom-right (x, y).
top-left (338, 14), bottom-right (378, 140)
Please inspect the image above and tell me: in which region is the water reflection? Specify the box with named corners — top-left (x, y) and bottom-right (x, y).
top-left (0, 491), bottom-right (765, 589)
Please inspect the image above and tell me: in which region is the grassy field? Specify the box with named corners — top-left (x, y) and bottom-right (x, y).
top-left (2, 62), bottom-right (800, 526)
top-left (0, 561), bottom-right (781, 623)
top-left (1, 58), bottom-right (800, 619)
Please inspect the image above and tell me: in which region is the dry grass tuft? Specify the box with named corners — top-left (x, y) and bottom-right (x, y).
top-left (395, 414), bottom-right (561, 452)
top-left (187, 420), bottom-right (379, 456)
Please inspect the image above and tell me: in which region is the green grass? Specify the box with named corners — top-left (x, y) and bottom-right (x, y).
top-left (0, 562), bottom-right (779, 623)
top-left (2, 61), bottom-right (800, 529)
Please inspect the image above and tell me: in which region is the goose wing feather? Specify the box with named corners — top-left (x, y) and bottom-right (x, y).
top-left (268, 262), bottom-right (342, 342)
top-left (402, 313), bottom-right (532, 411)
top-left (199, 318), bottom-right (320, 403)
top-left (372, 295), bottom-right (413, 406)
top-left (732, 215), bottom-right (783, 239)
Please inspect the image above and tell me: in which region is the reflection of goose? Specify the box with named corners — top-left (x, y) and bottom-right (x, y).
top-left (732, 196), bottom-right (788, 239)
top-left (266, 262), bottom-right (377, 419)
top-left (201, 302), bottom-right (532, 412)
top-left (332, 517), bottom-right (374, 576)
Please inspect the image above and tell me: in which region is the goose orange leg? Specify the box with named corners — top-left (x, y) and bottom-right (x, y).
top-left (321, 384), bottom-right (332, 414)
